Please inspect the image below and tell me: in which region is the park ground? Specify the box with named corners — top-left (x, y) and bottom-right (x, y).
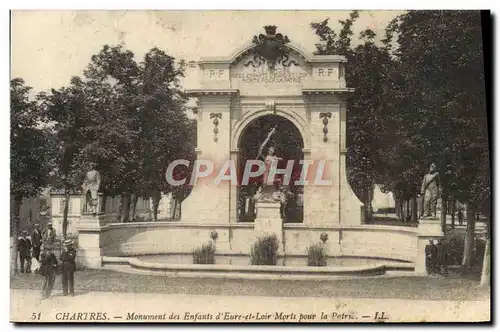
top-left (11, 268), bottom-right (489, 301)
top-left (10, 270), bottom-right (490, 323)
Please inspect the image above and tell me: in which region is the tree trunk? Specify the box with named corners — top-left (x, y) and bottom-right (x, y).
top-left (172, 199), bottom-right (178, 219)
top-left (128, 193), bottom-right (139, 222)
top-left (11, 195), bottom-right (22, 276)
top-left (411, 195), bottom-right (418, 222)
top-left (152, 192), bottom-right (161, 222)
top-left (120, 194), bottom-right (131, 223)
top-left (116, 196), bottom-right (123, 222)
top-left (406, 200), bottom-right (410, 222)
top-left (62, 191), bottom-right (70, 239)
top-left (395, 198), bottom-right (401, 220)
top-left (462, 204), bottom-right (476, 268)
top-left (451, 201), bottom-right (455, 229)
top-left (440, 196), bottom-right (447, 234)
top-left (480, 237), bottom-right (490, 287)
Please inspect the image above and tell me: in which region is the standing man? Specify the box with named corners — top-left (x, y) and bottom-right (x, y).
top-left (42, 222), bottom-right (56, 247)
top-left (424, 239), bottom-right (434, 276)
top-left (31, 223), bottom-right (42, 261)
top-left (60, 240), bottom-right (77, 296)
top-left (18, 231), bottom-right (32, 273)
top-left (40, 244), bottom-right (58, 299)
top-left (437, 238), bottom-right (449, 276)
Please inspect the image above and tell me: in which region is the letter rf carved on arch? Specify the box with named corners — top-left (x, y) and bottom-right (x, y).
top-left (210, 113), bottom-right (222, 142)
top-left (319, 112), bottom-right (332, 142)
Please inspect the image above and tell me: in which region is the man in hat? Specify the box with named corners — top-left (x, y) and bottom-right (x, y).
top-left (40, 244), bottom-right (58, 299)
top-left (42, 222), bottom-right (56, 246)
top-left (18, 231), bottom-right (32, 273)
top-left (437, 238), bottom-right (449, 276)
top-left (60, 239), bottom-right (77, 296)
top-left (31, 223), bottom-right (42, 261)
top-left (424, 239), bottom-right (435, 276)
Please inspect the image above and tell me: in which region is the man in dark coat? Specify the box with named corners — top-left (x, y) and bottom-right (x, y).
top-left (18, 231), bottom-right (32, 273)
top-left (424, 239), bottom-right (435, 275)
top-left (31, 223), bottom-right (42, 261)
top-left (42, 222), bottom-right (56, 246)
top-left (437, 238), bottom-right (449, 276)
top-left (40, 244), bottom-right (58, 299)
top-left (60, 239), bottom-right (77, 296)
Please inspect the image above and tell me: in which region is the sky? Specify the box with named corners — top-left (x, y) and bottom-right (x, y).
top-left (11, 10), bottom-right (405, 93)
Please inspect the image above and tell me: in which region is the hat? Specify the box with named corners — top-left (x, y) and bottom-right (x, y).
top-left (21, 230), bottom-right (28, 235)
top-left (47, 222), bottom-right (52, 226)
top-left (63, 240), bottom-right (73, 246)
top-left (34, 223), bottom-right (40, 227)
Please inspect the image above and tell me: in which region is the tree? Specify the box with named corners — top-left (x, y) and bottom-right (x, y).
top-left (311, 11), bottom-right (396, 220)
top-left (10, 78), bottom-right (55, 274)
top-left (75, 45), bottom-right (142, 222)
top-left (134, 48), bottom-right (196, 220)
top-left (41, 76), bottom-right (89, 238)
top-left (65, 45), bottom-right (196, 222)
top-left (392, 11), bottom-right (489, 268)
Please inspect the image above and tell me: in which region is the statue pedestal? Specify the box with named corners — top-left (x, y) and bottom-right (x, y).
top-left (254, 202), bottom-right (284, 254)
top-left (415, 216), bottom-right (443, 275)
top-left (77, 213), bottom-right (106, 269)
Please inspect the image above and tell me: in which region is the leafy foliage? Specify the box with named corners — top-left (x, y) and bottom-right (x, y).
top-left (250, 235), bottom-right (279, 265)
top-left (307, 243), bottom-right (327, 267)
top-left (192, 242), bottom-right (216, 264)
top-left (10, 78), bottom-right (55, 273)
top-left (311, 11), bottom-right (490, 224)
top-left (37, 44), bottom-right (196, 222)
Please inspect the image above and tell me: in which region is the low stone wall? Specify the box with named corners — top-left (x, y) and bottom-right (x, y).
top-left (90, 222), bottom-right (418, 264)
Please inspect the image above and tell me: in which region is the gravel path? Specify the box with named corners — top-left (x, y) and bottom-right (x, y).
top-left (10, 269), bottom-right (489, 301)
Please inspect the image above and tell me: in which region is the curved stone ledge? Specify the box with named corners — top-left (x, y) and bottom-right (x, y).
top-left (102, 256), bottom-right (389, 278)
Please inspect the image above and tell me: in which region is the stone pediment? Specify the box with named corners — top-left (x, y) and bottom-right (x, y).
top-left (186, 26), bottom-right (350, 96)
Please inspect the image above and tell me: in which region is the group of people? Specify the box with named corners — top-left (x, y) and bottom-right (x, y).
top-left (425, 239), bottom-right (449, 276)
top-left (17, 222), bottom-right (77, 299)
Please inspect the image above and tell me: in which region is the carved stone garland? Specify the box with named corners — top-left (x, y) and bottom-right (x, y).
top-left (319, 112), bottom-right (332, 142)
top-left (210, 113), bottom-right (222, 142)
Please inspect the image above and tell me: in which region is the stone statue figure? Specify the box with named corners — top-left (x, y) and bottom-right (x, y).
top-left (253, 126), bottom-right (283, 202)
top-left (420, 163), bottom-right (440, 218)
top-left (82, 165), bottom-right (101, 216)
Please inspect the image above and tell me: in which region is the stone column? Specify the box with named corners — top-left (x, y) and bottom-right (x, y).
top-left (415, 217), bottom-right (443, 274)
top-left (254, 202), bottom-right (284, 254)
top-left (303, 94), bottom-right (341, 226)
top-left (182, 91), bottom-right (236, 224)
top-left (77, 215), bottom-right (105, 268)
top-left (229, 149), bottom-right (239, 223)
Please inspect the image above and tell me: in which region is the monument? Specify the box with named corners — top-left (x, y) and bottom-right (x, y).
top-left (182, 25), bottom-right (365, 228)
top-left (416, 162), bottom-right (443, 274)
top-left (252, 127), bottom-right (286, 252)
top-left (420, 162), bottom-right (440, 219)
top-left (82, 164), bottom-right (102, 217)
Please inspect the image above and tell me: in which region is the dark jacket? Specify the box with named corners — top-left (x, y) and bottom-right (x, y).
top-left (437, 242), bottom-right (448, 266)
top-left (425, 244), bottom-right (438, 264)
top-left (18, 238), bottom-right (32, 257)
top-left (31, 229), bottom-right (42, 248)
top-left (43, 228), bottom-right (56, 245)
top-left (40, 252), bottom-right (58, 276)
top-left (60, 248), bottom-right (77, 272)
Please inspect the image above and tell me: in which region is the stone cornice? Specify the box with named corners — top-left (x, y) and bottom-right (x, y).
top-left (186, 89), bottom-right (239, 97)
top-left (302, 88), bottom-right (355, 95)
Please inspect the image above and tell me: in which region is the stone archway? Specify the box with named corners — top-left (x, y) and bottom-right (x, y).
top-left (236, 114), bottom-right (304, 223)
